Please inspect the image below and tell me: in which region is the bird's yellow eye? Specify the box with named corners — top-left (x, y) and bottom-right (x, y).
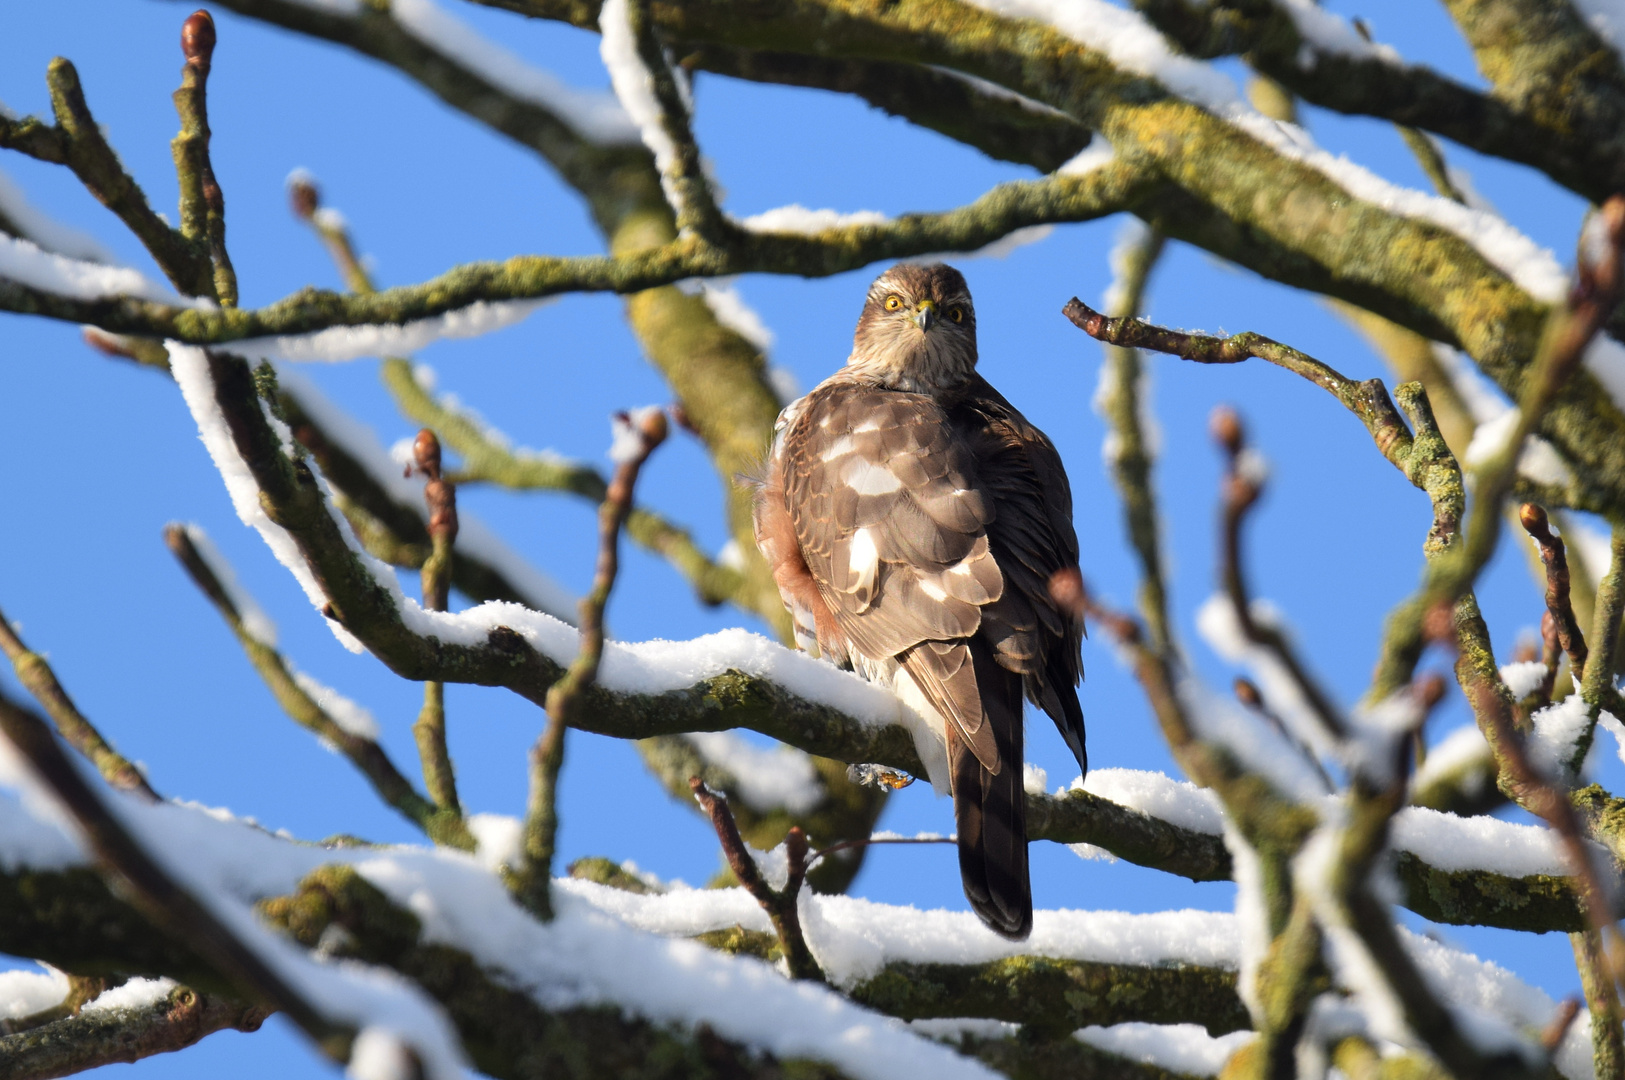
top-left (884, 295), bottom-right (903, 311)
top-left (949, 306), bottom-right (965, 324)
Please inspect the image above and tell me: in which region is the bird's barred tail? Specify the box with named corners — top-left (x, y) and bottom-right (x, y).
top-left (951, 645), bottom-right (1031, 941)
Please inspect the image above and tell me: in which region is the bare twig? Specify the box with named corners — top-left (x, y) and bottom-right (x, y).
top-left (171, 10), bottom-right (236, 306)
top-left (0, 603), bottom-right (158, 801)
top-left (1573, 927), bottom-right (1625, 1077)
top-left (0, 686), bottom-right (353, 1061)
top-left (515, 408), bottom-right (668, 918)
top-left (163, 524), bottom-right (474, 849)
top-left (1210, 405), bottom-right (1347, 743)
top-left (1521, 503), bottom-right (1590, 682)
top-left (411, 430), bottom-right (461, 817)
top-left (1094, 225), bottom-right (1174, 653)
top-left (614, 0), bottom-right (732, 244)
top-left (690, 777), bottom-right (823, 982)
top-left (0, 59), bottom-right (212, 296)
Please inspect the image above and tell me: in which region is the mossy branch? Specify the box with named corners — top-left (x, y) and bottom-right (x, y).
top-left (0, 602), bottom-right (158, 801)
top-left (0, 983), bottom-right (266, 1080)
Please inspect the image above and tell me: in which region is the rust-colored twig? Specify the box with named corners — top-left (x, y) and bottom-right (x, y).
top-left (1521, 503), bottom-right (1589, 683)
top-left (690, 777), bottom-right (824, 982)
top-left (1210, 405), bottom-right (1346, 744)
top-left (411, 429), bottom-right (461, 816)
top-left (516, 408), bottom-right (668, 919)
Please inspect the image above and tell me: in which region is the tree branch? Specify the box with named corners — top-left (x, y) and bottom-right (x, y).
top-left (0, 602), bottom-right (158, 802)
top-left (163, 523), bottom-right (474, 850)
top-left (0, 983), bottom-right (266, 1080)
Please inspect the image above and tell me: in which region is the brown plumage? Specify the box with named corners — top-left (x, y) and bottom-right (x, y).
top-left (753, 263), bottom-right (1085, 940)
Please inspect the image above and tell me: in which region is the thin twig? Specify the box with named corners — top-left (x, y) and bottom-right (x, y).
top-left (163, 524), bottom-right (474, 849)
top-left (1094, 225), bottom-right (1174, 653)
top-left (0, 603), bottom-right (158, 801)
top-left (0, 686), bottom-right (353, 1061)
top-left (411, 430), bottom-right (462, 817)
top-left (0, 59), bottom-right (211, 296)
top-left (805, 834), bottom-right (955, 868)
top-left (1521, 503), bottom-right (1589, 683)
top-left (171, 10), bottom-right (236, 307)
top-left (616, 0), bottom-right (733, 244)
top-left (515, 408), bottom-right (668, 918)
top-left (1573, 927), bottom-right (1625, 1077)
top-left (690, 777), bottom-right (824, 982)
top-left (1210, 405), bottom-right (1347, 742)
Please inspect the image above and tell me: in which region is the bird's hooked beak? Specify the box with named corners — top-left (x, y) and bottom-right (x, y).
top-left (911, 299), bottom-right (938, 332)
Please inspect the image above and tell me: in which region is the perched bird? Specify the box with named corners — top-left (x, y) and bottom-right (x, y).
top-left (753, 262), bottom-right (1085, 939)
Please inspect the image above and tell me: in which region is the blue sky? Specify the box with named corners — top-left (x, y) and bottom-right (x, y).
top-left (0, 0), bottom-right (1609, 1073)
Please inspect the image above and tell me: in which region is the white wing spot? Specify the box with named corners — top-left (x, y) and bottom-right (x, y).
top-left (918, 576), bottom-right (949, 601)
top-left (853, 416), bottom-right (884, 433)
top-left (820, 434), bottom-right (855, 462)
top-left (850, 527), bottom-right (880, 594)
top-left (842, 457), bottom-right (903, 495)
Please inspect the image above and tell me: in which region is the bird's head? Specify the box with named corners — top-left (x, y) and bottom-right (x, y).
top-left (848, 263), bottom-right (977, 393)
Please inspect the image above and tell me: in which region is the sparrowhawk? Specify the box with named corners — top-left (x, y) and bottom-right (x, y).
top-left (753, 262), bottom-right (1086, 940)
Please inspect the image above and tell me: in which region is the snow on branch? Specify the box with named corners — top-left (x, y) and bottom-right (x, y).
top-left (964, 0), bottom-right (1568, 302)
top-left (387, 0), bottom-right (639, 145)
top-left (157, 342), bottom-right (1601, 936)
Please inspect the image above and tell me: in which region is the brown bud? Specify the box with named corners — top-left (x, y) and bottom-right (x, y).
top-left (413, 428), bottom-right (442, 479)
top-left (1209, 405), bottom-right (1243, 456)
top-left (1518, 502), bottom-right (1552, 542)
top-left (1233, 677), bottom-right (1263, 710)
top-left (639, 407), bottom-right (670, 448)
top-left (288, 178), bottom-right (319, 221)
top-left (1047, 566), bottom-right (1086, 617)
top-left (181, 10), bottom-right (216, 68)
top-left (1511, 634), bottom-right (1539, 665)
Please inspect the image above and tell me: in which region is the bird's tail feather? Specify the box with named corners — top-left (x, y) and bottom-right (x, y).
top-left (951, 645), bottom-right (1031, 940)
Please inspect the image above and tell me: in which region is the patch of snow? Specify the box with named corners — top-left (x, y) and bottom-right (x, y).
top-left (348, 1027), bottom-right (419, 1080)
top-left (273, 366), bottom-right (577, 622)
top-left (232, 298), bottom-right (549, 364)
top-left (1269, 0), bottom-right (1404, 66)
top-left (466, 813), bottom-right (522, 873)
top-left (290, 669), bottom-right (381, 740)
top-left (1076, 1022), bottom-right (1254, 1076)
top-left (1528, 693), bottom-right (1592, 777)
top-left (0, 965), bottom-right (68, 1019)
top-left (1501, 660), bottom-right (1550, 700)
top-left (1389, 805), bottom-right (1565, 878)
top-left (1058, 135), bottom-right (1115, 175)
top-left (1071, 768), bottom-right (1224, 836)
top-left (389, 0), bottom-right (638, 144)
top-left (0, 233), bottom-right (200, 306)
top-left (608, 405), bottom-right (665, 463)
top-left (0, 170), bottom-right (114, 261)
top-left (82, 977), bottom-right (176, 1014)
top-left (181, 523), bottom-right (279, 647)
top-left (599, 0), bottom-right (689, 215)
top-left (738, 205), bottom-right (891, 234)
top-left (1022, 763), bottom-right (1048, 796)
top-left (1412, 723), bottom-right (1492, 796)
top-left (961, 0), bottom-right (1568, 302)
top-left (1464, 408), bottom-right (1574, 487)
top-left (686, 732), bottom-right (824, 815)
top-left (685, 278), bottom-right (774, 350)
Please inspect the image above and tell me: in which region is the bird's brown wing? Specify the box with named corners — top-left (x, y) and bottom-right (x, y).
top-left (949, 375), bottom-right (1086, 775)
top-left (776, 377), bottom-right (1006, 773)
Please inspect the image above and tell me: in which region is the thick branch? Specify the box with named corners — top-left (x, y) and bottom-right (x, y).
top-left (0, 984), bottom-right (266, 1080)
